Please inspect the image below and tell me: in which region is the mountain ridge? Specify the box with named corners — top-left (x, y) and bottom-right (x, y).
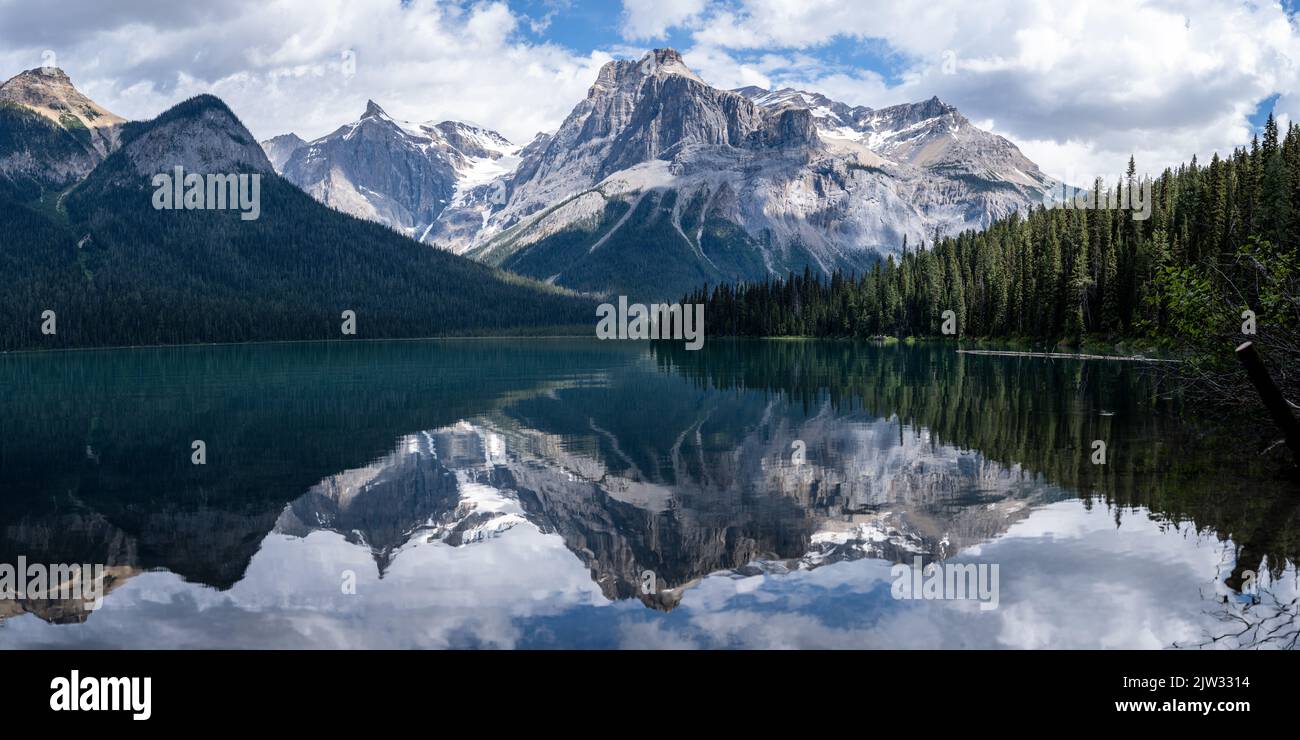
top-left (0, 66), bottom-right (125, 201)
top-left (263, 48), bottom-right (1059, 299)
top-left (264, 101), bottom-right (521, 244)
top-left (0, 84), bottom-right (592, 351)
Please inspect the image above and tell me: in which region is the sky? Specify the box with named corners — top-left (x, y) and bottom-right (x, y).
top-left (1, 0), bottom-right (1298, 182)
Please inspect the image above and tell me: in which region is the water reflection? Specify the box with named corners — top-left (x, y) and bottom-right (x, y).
top-left (1, 339), bottom-right (1296, 647)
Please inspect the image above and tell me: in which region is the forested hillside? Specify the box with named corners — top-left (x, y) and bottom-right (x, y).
top-left (0, 96), bottom-right (592, 351)
top-left (692, 115), bottom-right (1300, 400)
top-left (698, 115), bottom-right (1295, 338)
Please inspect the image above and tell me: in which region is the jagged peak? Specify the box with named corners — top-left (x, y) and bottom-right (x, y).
top-left (590, 47), bottom-right (706, 96)
top-left (3, 66), bottom-right (71, 85)
top-left (921, 95), bottom-right (956, 114)
top-left (871, 95), bottom-right (964, 127)
top-left (436, 118), bottom-right (503, 136)
top-left (263, 132), bottom-right (304, 145)
top-left (754, 87), bottom-right (840, 110)
top-left (740, 85), bottom-right (968, 132)
top-left (0, 65), bottom-right (125, 129)
top-left (637, 48), bottom-right (704, 83)
top-left (646, 48), bottom-right (685, 66)
top-left (111, 93), bottom-right (273, 176)
top-left (361, 99), bottom-right (389, 120)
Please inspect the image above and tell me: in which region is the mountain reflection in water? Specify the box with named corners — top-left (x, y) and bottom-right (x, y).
top-left (1, 338), bottom-right (1296, 648)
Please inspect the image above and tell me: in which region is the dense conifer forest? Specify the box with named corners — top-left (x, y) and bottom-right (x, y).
top-left (0, 98), bottom-right (593, 351)
top-left (689, 115), bottom-right (1300, 402)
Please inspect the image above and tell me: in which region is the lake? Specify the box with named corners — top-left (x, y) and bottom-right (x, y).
top-left (1, 338), bottom-right (1297, 648)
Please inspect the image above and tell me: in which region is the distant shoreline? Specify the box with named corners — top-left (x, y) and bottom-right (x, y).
top-left (0, 332), bottom-right (1183, 360)
top-left (0, 331), bottom-right (597, 356)
top-left (956, 348), bottom-right (1179, 363)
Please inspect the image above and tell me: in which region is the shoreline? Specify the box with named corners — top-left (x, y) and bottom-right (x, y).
top-left (0, 332), bottom-right (1184, 360)
top-left (0, 330), bottom-right (598, 357)
top-left (956, 348), bottom-right (1180, 362)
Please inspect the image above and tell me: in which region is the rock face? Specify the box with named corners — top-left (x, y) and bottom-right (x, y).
top-left (459, 51), bottom-right (1058, 298)
top-left (260, 132), bottom-right (305, 173)
top-left (131, 96), bottom-right (274, 176)
top-left (276, 48), bottom-right (1057, 299)
top-left (737, 86), bottom-right (1057, 230)
top-left (267, 102), bottom-right (520, 243)
top-left (78, 94), bottom-right (273, 195)
top-left (503, 48), bottom-right (820, 210)
top-left (0, 67), bottom-right (123, 158)
top-left (0, 67), bottom-right (124, 197)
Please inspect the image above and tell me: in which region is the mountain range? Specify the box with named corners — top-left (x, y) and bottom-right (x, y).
top-left (265, 101), bottom-right (522, 242)
top-left (1, 51), bottom-right (1060, 349)
top-left (0, 66), bottom-right (124, 201)
top-left (0, 67), bottom-right (590, 351)
top-left (265, 49), bottom-right (1060, 299)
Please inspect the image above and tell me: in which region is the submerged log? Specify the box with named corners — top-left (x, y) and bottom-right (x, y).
top-left (1236, 341), bottom-right (1300, 466)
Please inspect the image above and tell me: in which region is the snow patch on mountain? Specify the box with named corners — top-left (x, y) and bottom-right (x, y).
top-left (263, 49), bottom-right (1062, 297)
top-left (263, 102), bottom-right (522, 245)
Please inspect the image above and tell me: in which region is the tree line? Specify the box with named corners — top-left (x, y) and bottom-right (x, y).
top-left (689, 115), bottom-right (1299, 355)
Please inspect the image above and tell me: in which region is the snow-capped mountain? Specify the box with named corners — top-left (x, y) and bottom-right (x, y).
top-left (263, 102), bottom-right (520, 243)
top-left (271, 49), bottom-right (1058, 299)
top-left (737, 86), bottom-right (1050, 186)
top-left (459, 50), bottom-right (1058, 298)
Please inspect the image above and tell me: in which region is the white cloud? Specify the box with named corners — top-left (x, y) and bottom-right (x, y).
top-left (621, 0), bottom-right (707, 41)
top-left (1, 0), bottom-right (1296, 180)
top-left (0, 0), bottom-right (611, 144)
top-left (634, 0), bottom-right (1300, 181)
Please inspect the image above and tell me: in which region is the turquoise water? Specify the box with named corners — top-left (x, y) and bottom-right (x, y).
top-left (0, 338), bottom-right (1295, 648)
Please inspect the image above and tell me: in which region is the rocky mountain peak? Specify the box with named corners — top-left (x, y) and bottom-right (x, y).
top-left (882, 95), bottom-right (961, 127)
top-left (637, 47), bottom-right (702, 79)
top-left (649, 48), bottom-right (685, 65)
top-left (637, 48), bottom-right (705, 84)
top-left (266, 100), bottom-right (522, 245)
top-left (924, 94), bottom-right (951, 110)
top-left (0, 66), bottom-right (125, 158)
top-left (432, 120), bottom-right (513, 159)
top-left (12, 65), bottom-right (70, 83)
top-left (261, 132), bottom-right (306, 173)
top-left (0, 67), bottom-right (123, 121)
top-left (533, 48), bottom-right (821, 181)
top-left (588, 47), bottom-right (706, 98)
top-left (234, 50), bottom-right (1057, 301)
top-left (117, 94), bottom-right (273, 179)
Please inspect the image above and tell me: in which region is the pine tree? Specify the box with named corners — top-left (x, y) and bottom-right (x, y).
top-left (691, 132), bottom-right (1298, 350)
top-left (945, 248), bottom-right (965, 335)
top-left (1064, 210), bottom-right (1090, 339)
top-left (1258, 114), bottom-right (1291, 246)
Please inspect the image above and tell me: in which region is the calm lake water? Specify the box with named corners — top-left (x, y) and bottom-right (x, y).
top-left (1, 338), bottom-right (1297, 649)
